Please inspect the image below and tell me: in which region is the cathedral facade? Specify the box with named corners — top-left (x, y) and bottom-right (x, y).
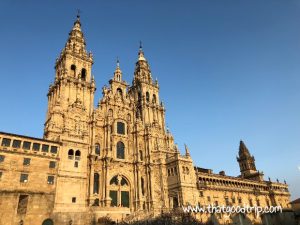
top-left (0, 16), bottom-right (294, 225)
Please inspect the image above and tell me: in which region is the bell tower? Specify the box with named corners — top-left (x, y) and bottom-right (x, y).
top-left (130, 44), bottom-right (165, 129)
top-left (237, 140), bottom-right (264, 181)
top-left (43, 15), bottom-right (96, 213)
top-left (44, 14), bottom-right (95, 143)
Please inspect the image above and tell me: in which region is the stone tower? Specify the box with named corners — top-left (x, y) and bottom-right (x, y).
top-left (130, 44), bottom-right (164, 127)
top-left (44, 14), bottom-right (95, 142)
top-left (237, 140), bottom-right (264, 181)
top-left (43, 15), bottom-right (96, 219)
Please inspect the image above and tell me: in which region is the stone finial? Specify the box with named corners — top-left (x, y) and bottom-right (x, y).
top-left (113, 57), bottom-right (122, 81)
top-left (184, 144), bottom-right (190, 157)
top-left (138, 41), bottom-right (146, 61)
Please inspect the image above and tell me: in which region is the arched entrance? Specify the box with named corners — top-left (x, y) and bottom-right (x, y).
top-left (42, 219), bottom-right (54, 225)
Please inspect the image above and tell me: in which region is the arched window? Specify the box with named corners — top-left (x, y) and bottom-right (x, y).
top-left (138, 92), bottom-right (142, 102)
top-left (109, 175), bottom-right (130, 207)
top-left (146, 92), bottom-right (150, 103)
top-left (75, 150), bottom-right (81, 160)
top-left (117, 122), bottom-right (125, 135)
top-left (71, 65), bottom-right (76, 76)
top-left (95, 144), bottom-right (100, 156)
top-left (117, 88), bottom-right (122, 98)
top-left (108, 109), bottom-right (113, 117)
top-left (116, 142), bottom-right (125, 159)
top-left (93, 173), bottom-right (99, 194)
top-left (68, 149), bottom-right (74, 159)
top-left (110, 176), bottom-right (118, 185)
top-left (152, 94), bottom-right (157, 104)
top-left (81, 68), bottom-right (86, 81)
top-left (42, 219), bottom-right (54, 225)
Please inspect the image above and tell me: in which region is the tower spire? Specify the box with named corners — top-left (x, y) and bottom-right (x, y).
top-left (55, 14), bottom-right (93, 69)
top-left (239, 140), bottom-right (251, 158)
top-left (134, 42), bottom-right (152, 84)
top-left (184, 144), bottom-right (190, 157)
top-left (138, 41), bottom-right (146, 61)
top-left (113, 57), bottom-right (122, 82)
top-left (237, 140), bottom-right (263, 181)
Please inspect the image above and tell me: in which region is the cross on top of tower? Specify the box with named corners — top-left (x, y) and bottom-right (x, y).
top-left (77, 9), bottom-right (81, 19)
top-left (139, 41), bottom-right (143, 50)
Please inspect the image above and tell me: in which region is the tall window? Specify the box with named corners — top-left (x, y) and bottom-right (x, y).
top-left (117, 88), bottom-right (122, 98)
top-left (95, 144), bottom-right (100, 155)
top-left (109, 175), bottom-right (130, 207)
top-left (71, 64), bottom-right (76, 76)
top-left (68, 149), bottom-right (74, 159)
top-left (117, 122), bottom-right (125, 135)
top-left (94, 173), bottom-right (99, 194)
top-left (152, 94), bottom-right (157, 104)
top-left (17, 195), bottom-right (29, 214)
top-left (116, 142), bottom-right (125, 159)
top-left (146, 92), bottom-right (150, 103)
top-left (173, 197), bottom-right (179, 208)
top-left (75, 150), bottom-right (81, 160)
top-left (81, 68), bottom-right (86, 81)
top-left (47, 176), bottom-right (55, 185)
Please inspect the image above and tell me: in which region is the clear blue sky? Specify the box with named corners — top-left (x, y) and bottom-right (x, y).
top-left (0, 1), bottom-right (299, 200)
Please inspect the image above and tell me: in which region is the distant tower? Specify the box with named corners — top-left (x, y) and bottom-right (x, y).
top-left (108, 58), bottom-right (127, 98)
top-left (237, 140), bottom-right (264, 181)
top-left (44, 14), bottom-right (95, 142)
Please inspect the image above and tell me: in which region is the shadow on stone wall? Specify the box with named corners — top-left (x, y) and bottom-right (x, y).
top-left (93, 212), bottom-right (214, 225)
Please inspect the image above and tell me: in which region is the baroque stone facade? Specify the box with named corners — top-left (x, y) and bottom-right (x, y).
top-left (0, 16), bottom-right (295, 225)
